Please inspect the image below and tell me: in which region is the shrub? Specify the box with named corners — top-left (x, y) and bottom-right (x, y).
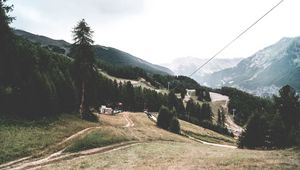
top-left (82, 112), bottom-right (99, 122)
top-left (157, 105), bottom-right (173, 130)
top-left (169, 117), bottom-right (180, 134)
top-left (157, 105), bottom-right (181, 134)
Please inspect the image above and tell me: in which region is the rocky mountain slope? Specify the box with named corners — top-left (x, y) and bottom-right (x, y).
top-left (201, 37), bottom-right (300, 95)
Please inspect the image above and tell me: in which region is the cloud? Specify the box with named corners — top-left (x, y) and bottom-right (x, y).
top-left (9, 0), bottom-right (300, 64)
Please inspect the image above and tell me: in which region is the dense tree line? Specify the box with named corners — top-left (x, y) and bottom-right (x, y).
top-left (165, 91), bottom-right (232, 136)
top-left (152, 74), bottom-right (211, 101)
top-left (239, 85), bottom-right (300, 148)
top-left (0, 1), bottom-right (168, 118)
top-left (217, 87), bottom-right (274, 125)
top-left (185, 100), bottom-right (212, 122)
top-left (99, 80), bottom-right (168, 112)
top-left (97, 61), bottom-right (146, 80)
top-left (0, 37), bottom-right (77, 117)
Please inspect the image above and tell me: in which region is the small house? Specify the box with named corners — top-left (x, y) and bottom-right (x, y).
top-left (100, 105), bottom-right (113, 114)
top-left (186, 89), bottom-right (196, 97)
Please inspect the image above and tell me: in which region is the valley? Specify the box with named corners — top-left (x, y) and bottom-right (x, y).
top-left (1, 1), bottom-right (300, 169)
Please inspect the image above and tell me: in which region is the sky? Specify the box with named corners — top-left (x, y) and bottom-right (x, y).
top-left (9, 0), bottom-right (300, 64)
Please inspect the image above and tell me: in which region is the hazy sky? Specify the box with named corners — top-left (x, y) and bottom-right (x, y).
top-left (9, 0), bottom-right (300, 64)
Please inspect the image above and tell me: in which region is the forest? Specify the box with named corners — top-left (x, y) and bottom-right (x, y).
top-left (1, 0), bottom-right (299, 150)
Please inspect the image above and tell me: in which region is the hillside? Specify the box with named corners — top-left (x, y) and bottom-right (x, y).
top-left (2, 112), bottom-right (298, 170)
top-left (98, 70), bottom-right (168, 93)
top-left (13, 29), bottom-right (173, 75)
top-left (200, 37), bottom-right (300, 95)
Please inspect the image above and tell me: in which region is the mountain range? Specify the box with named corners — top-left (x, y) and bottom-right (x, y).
top-left (14, 29), bottom-right (173, 75)
top-left (165, 37), bottom-right (300, 96)
top-left (163, 57), bottom-right (242, 77)
top-left (14, 29), bottom-right (300, 96)
top-left (201, 37), bottom-right (300, 95)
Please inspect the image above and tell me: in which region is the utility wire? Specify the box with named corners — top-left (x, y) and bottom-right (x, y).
top-left (188, 0), bottom-right (285, 77)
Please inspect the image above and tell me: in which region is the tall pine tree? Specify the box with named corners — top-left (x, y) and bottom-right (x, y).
top-left (71, 19), bottom-right (97, 119)
top-left (274, 85), bottom-right (300, 131)
top-left (0, 0), bottom-right (14, 87)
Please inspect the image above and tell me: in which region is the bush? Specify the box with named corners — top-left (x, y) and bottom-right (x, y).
top-left (157, 105), bottom-right (174, 130)
top-left (82, 112), bottom-right (99, 122)
top-left (157, 105), bottom-right (181, 134)
top-left (169, 117), bottom-right (180, 134)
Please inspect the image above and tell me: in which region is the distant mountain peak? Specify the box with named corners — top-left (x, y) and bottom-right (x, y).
top-left (163, 57), bottom-right (242, 77)
top-left (199, 36), bottom-right (300, 96)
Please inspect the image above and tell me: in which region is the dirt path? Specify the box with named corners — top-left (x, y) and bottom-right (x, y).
top-left (185, 134), bottom-right (237, 149)
top-left (2, 111), bottom-right (238, 170)
top-left (1, 113), bottom-right (139, 170)
top-left (6, 142), bottom-right (140, 170)
top-left (123, 112), bottom-right (135, 127)
top-left (225, 115), bottom-right (244, 137)
top-left (147, 112), bottom-right (237, 149)
top-left (0, 126), bottom-right (102, 170)
top-left (209, 92), bottom-right (243, 138)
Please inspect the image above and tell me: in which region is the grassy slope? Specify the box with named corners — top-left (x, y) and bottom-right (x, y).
top-left (180, 119), bottom-right (236, 145)
top-left (37, 112), bottom-right (300, 170)
top-left (2, 112), bottom-right (299, 169)
top-left (39, 141), bottom-right (300, 170)
top-left (0, 114), bottom-right (99, 164)
top-left (64, 130), bottom-right (130, 153)
top-left (99, 70), bottom-right (168, 94)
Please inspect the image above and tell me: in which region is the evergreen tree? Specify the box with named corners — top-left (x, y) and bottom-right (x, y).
top-left (238, 113), bottom-right (269, 148)
top-left (186, 99), bottom-right (195, 121)
top-left (269, 113), bottom-right (288, 147)
top-left (167, 91), bottom-right (178, 109)
top-left (157, 105), bottom-right (181, 134)
top-left (157, 105), bottom-right (174, 130)
top-left (217, 109), bottom-right (222, 126)
top-left (201, 103), bottom-right (212, 122)
top-left (70, 19), bottom-right (97, 119)
top-left (123, 81), bottom-right (135, 111)
top-left (221, 109), bottom-right (226, 126)
top-left (274, 85), bottom-right (300, 131)
top-left (217, 108), bottom-right (225, 127)
top-left (0, 0), bottom-right (14, 87)
top-left (169, 117), bottom-right (180, 134)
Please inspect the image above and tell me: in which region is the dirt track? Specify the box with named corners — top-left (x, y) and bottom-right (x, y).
top-left (1, 111), bottom-right (237, 170)
top-left (1, 112), bottom-right (136, 170)
top-left (209, 92), bottom-right (244, 137)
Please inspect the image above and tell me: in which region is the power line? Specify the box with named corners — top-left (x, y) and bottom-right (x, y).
top-left (188, 0), bottom-right (285, 77)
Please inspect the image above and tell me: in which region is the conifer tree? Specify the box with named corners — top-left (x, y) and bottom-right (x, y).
top-left (274, 85), bottom-right (300, 131)
top-left (238, 113), bottom-right (268, 148)
top-left (71, 19), bottom-right (97, 119)
top-left (0, 0), bottom-right (14, 85)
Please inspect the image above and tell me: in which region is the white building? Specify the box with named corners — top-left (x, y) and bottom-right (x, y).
top-left (186, 89), bottom-right (196, 97)
top-left (100, 105), bottom-right (113, 114)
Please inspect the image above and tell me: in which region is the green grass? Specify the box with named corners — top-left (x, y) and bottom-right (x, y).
top-left (0, 114), bottom-right (99, 164)
top-left (64, 130), bottom-right (130, 153)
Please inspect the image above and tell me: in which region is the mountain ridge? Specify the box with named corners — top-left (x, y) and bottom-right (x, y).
top-left (13, 29), bottom-right (173, 75)
top-left (200, 36), bottom-right (300, 95)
